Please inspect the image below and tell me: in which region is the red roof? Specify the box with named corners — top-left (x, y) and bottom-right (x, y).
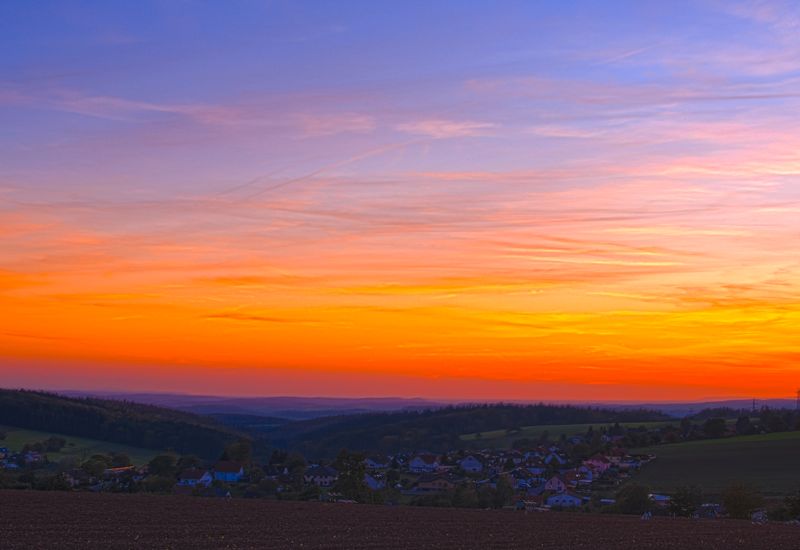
top-left (179, 468), bottom-right (209, 480)
top-left (214, 461), bottom-right (243, 473)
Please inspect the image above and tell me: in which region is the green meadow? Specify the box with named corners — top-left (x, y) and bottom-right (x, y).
top-left (0, 425), bottom-right (159, 466)
top-left (634, 431), bottom-right (800, 496)
top-left (460, 421), bottom-right (678, 447)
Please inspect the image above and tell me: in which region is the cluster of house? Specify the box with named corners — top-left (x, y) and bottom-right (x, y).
top-left (2, 438), bottom-right (653, 509)
top-left (57, 461), bottom-right (248, 494)
top-left (112, 444), bottom-right (649, 506)
top-left (0, 446), bottom-right (46, 469)
top-left (345, 446), bottom-right (651, 508)
top-left (174, 461), bottom-right (245, 490)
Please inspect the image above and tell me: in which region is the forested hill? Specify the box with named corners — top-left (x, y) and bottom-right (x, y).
top-left (262, 403), bottom-right (672, 457)
top-left (0, 389), bottom-right (246, 459)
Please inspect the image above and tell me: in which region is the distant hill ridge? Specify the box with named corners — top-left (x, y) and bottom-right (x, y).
top-left (262, 402), bottom-right (672, 457)
top-left (60, 391), bottom-right (446, 420)
top-left (0, 389), bottom-right (245, 459)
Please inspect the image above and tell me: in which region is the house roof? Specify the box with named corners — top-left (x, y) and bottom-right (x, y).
top-left (416, 473), bottom-right (455, 485)
top-left (104, 466), bottom-right (136, 474)
top-left (588, 454), bottom-right (611, 463)
top-left (414, 454), bottom-right (439, 464)
top-left (214, 461), bottom-right (243, 474)
top-left (549, 492), bottom-right (582, 500)
top-left (179, 468), bottom-right (210, 480)
top-left (305, 465), bottom-right (338, 478)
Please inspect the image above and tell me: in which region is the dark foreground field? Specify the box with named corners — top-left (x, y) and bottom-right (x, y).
top-left (2, 491), bottom-right (799, 549)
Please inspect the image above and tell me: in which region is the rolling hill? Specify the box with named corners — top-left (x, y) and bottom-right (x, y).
top-left (459, 420), bottom-right (678, 447)
top-left (635, 431), bottom-right (800, 496)
top-left (0, 389), bottom-right (246, 459)
top-left (0, 425), bottom-right (158, 465)
top-left (262, 403), bottom-right (671, 457)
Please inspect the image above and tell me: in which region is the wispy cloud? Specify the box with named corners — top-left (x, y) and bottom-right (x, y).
top-left (203, 312), bottom-right (317, 324)
top-left (395, 119), bottom-right (496, 138)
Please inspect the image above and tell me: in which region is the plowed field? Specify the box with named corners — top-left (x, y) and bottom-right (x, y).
top-left (1, 491), bottom-right (798, 549)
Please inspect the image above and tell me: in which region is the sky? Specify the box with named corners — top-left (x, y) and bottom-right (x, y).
top-left (2, 1), bottom-right (800, 401)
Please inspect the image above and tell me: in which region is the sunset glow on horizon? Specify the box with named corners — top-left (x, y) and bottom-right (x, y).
top-left (2, 1), bottom-right (800, 401)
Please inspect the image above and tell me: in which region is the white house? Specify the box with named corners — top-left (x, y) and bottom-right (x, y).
top-left (544, 452), bottom-right (567, 466)
top-left (213, 461), bottom-right (245, 483)
top-left (584, 454), bottom-right (611, 473)
top-left (178, 468), bottom-right (213, 487)
top-left (409, 454), bottom-right (439, 473)
top-left (544, 475), bottom-right (566, 493)
top-left (546, 493), bottom-right (583, 508)
top-left (364, 455), bottom-right (391, 470)
top-left (577, 465), bottom-right (594, 482)
top-left (364, 473), bottom-right (386, 491)
top-left (459, 455), bottom-right (483, 473)
top-left (304, 465), bottom-right (338, 487)
top-left (649, 493), bottom-right (671, 507)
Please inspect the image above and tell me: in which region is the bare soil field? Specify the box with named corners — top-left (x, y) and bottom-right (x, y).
top-left (1, 490), bottom-right (799, 549)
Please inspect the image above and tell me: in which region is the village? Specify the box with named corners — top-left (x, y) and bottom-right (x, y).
top-left (1, 434), bottom-right (667, 513)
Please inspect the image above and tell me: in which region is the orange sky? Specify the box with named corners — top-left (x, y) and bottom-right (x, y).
top-left (2, 2), bottom-right (800, 400)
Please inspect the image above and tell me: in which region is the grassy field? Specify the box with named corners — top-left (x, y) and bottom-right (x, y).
top-left (0, 425), bottom-right (158, 466)
top-left (635, 431), bottom-right (800, 496)
top-left (460, 420), bottom-right (677, 447)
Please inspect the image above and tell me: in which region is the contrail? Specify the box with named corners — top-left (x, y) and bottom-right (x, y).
top-left (228, 137), bottom-right (430, 202)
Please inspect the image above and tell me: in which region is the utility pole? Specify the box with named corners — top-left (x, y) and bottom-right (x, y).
top-left (796, 389), bottom-right (800, 411)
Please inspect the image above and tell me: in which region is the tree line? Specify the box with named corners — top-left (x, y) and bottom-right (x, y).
top-left (264, 403), bottom-right (670, 457)
top-left (0, 389), bottom-right (244, 458)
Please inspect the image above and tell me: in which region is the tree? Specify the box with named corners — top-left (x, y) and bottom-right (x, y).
top-left (42, 436), bottom-right (66, 452)
top-left (143, 475), bottom-right (175, 493)
top-left (300, 484), bottom-right (322, 501)
top-left (784, 489), bottom-right (800, 519)
top-left (333, 449), bottom-right (368, 502)
top-left (669, 485), bottom-right (703, 517)
top-left (110, 453), bottom-right (132, 468)
top-left (723, 483), bottom-right (763, 519)
top-left (82, 454), bottom-right (112, 477)
top-left (147, 455), bottom-right (177, 477)
top-left (702, 418), bottom-right (726, 439)
top-left (56, 456), bottom-right (80, 473)
top-left (269, 450), bottom-right (288, 465)
top-left (539, 430), bottom-right (550, 444)
top-left (386, 468), bottom-right (400, 488)
top-left (176, 455), bottom-right (202, 471)
top-left (284, 452), bottom-right (307, 491)
top-left (222, 439), bottom-right (253, 464)
top-left (493, 477), bottom-right (514, 508)
top-left (570, 443), bottom-right (590, 461)
top-left (258, 478), bottom-right (279, 495)
top-left (246, 465), bottom-right (265, 483)
top-left (451, 486), bottom-right (479, 508)
top-left (616, 483), bottom-right (651, 515)
top-left (735, 416), bottom-right (752, 436)
top-left (34, 473), bottom-right (71, 491)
